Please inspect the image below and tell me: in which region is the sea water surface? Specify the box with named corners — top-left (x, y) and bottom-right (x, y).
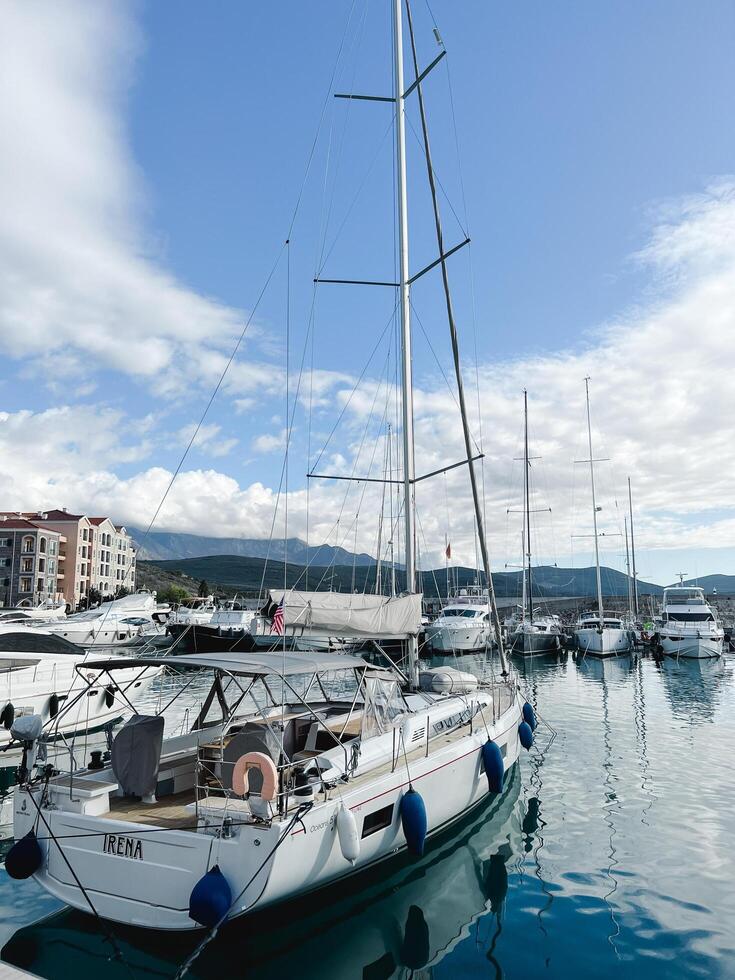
top-left (1, 649), bottom-right (734, 979)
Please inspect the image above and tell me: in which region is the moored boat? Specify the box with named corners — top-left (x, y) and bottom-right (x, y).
top-left (656, 586), bottom-right (724, 659)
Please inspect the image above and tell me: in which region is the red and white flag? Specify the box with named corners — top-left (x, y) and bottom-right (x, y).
top-left (270, 601), bottom-right (284, 635)
top-left (445, 541), bottom-right (452, 560)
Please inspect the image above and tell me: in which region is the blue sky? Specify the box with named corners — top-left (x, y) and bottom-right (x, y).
top-left (1, 0), bottom-right (734, 584)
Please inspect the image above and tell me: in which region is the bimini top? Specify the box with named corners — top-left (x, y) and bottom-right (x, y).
top-left (267, 589), bottom-right (422, 639)
top-left (85, 650), bottom-right (373, 678)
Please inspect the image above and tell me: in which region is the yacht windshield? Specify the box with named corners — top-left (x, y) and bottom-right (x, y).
top-left (667, 612), bottom-right (714, 622)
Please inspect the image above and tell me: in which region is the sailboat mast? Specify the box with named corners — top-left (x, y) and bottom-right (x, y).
top-left (403, 0), bottom-right (508, 674)
top-left (523, 389), bottom-right (533, 626)
top-left (393, 0), bottom-right (418, 685)
top-left (624, 515), bottom-right (633, 618)
top-left (584, 377), bottom-right (604, 626)
top-left (628, 477), bottom-right (639, 617)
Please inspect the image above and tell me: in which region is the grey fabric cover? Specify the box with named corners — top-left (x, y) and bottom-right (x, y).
top-left (10, 714), bottom-right (44, 742)
top-left (111, 714), bottom-right (164, 797)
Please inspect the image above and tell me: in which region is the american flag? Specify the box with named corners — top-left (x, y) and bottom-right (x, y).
top-left (270, 601), bottom-right (284, 635)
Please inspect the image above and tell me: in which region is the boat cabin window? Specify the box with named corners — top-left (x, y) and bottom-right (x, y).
top-left (665, 590), bottom-right (705, 605)
top-left (666, 612), bottom-right (714, 622)
top-left (361, 803), bottom-right (394, 838)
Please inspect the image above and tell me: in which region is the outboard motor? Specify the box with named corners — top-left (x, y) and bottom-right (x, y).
top-left (10, 714), bottom-right (44, 783)
top-left (111, 714), bottom-right (164, 803)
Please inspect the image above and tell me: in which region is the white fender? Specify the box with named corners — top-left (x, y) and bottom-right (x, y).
top-left (336, 803), bottom-right (360, 864)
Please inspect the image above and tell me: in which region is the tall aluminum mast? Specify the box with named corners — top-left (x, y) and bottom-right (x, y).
top-left (628, 477), bottom-right (639, 617)
top-left (393, 0), bottom-right (419, 685)
top-left (523, 389), bottom-right (533, 626)
top-left (584, 377), bottom-right (604, 627)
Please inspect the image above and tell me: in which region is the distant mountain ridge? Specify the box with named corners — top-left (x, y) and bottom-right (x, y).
top-left (128, 527), bottom-right (377, 567)
top-left (143, 554), bottom-right (663, 599)
top-left (677, 574), bottom-right (735, 593)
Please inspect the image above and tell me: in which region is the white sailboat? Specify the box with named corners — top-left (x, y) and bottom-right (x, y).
top-left (7, 0), bottom-right (528, 934)
top-left (509, 391), bottom-right (562, 656)
top-left (574, 379), bottom-right (632, 657)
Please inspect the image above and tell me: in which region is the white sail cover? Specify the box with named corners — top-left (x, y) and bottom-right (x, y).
top-left (268, 590), bottom-right (422, 639)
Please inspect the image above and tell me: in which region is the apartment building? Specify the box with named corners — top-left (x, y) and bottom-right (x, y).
top-left (89, 517), bottom-right (136, 597)
top-left (0, 519), bottom-right (65, 606)
top-left (0, 509), bottom-right (136, 608)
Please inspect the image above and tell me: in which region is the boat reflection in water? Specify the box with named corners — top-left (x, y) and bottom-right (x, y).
top-left (657, 654), bottom-right (731, 724)
top-left (2, 767), bottom-right (523, 980)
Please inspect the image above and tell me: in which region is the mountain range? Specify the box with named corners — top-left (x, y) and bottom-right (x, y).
top-left (141, 554), bottom-right (663, 600)
top-left (128, 527), bottom-right (377, 567)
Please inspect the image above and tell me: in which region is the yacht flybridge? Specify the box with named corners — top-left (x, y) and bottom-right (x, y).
top-left (656, 586), bottom-right (724, 659)
top-left (10, 650), bottom-right (525, 930)
top-left (7, 0), bottom-right (530, 936)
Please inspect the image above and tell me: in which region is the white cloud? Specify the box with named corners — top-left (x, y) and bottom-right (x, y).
top-left (251, 428), bottom-right (288, 454)
top-left (0, 0), bottom-right (274, 399)
top-left (177, 423), bottom-right (237, 458)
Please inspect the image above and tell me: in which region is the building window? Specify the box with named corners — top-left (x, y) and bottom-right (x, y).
top-left (49, 540), bottom-right (57, 555)
top-left (0, 538), bottom-right (11, 547)
top-left (82, 528), bottom-right (88, 541)
top-left (0, 558), bottom-right (9, 567)
top-left (39, 538), bottom-right (47, 554)
top-left (19, 577), bottom-right (32, 593)
top-left (48, 559), bottom-right (56, 574)
top-left (22, 536), bottom-right (34, 553)
top-left (21, 557), bottom-right (33, 573)
top-left (38, 558), bottom-right (45, 573)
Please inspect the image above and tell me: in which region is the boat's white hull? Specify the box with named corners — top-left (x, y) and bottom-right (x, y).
top-left (660, 632), bottom-right (723, 659)
top-left (0, 660), bottom-right (161, 746)
top-left (425, 625), bottom-right (492, 652)
top-left (15, 693), bottom-right (524, 930)
top-left (575, 627), bottom-right (632, 657)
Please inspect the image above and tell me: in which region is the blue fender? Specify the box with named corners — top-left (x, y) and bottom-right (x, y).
top-left (481, 739), bottom-right (504, 794)
top-left (189, 864), bottom-right (232, 928)
top-left (400, 787), bottom-right (427, 856)
top-left (522, 702), bottom-right (537, 731)
top-left (5, 829), bottom-right (43, 880)
top-left (519, 721), bottom-right (534, 750)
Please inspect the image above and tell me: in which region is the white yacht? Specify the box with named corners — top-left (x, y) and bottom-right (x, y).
top-left (36, 591), bottom-right (170, 648)
top-left (425, 587), bottom-right (493, 653)
top-left (9, 648), bottom-right (524, 931)
top-left (657, 586), bottom-right (724, 659)
top-left (168, 596), bottom-right (216, 628)
top-left (573, 379), bottom-right (632, 658)
top-left (575, 611), bottom-right (632, 656)
top-left (0, 599), bottom-right (67, 624)
top-left (0, 631), bottom-right (162, 746)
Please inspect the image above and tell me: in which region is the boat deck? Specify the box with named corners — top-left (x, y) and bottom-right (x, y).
top-left (103, 791), bottom-right (196, 829)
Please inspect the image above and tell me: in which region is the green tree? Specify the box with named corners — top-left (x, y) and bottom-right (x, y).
top-left (198, 579), bottom-right (210, 597)
top-left (158, 585), bottom-right (190, 606)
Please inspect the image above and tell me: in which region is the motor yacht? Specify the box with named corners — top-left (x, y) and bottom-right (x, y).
top-left (656, 586), bottom-right (724, 659)
top-left (425, 587), bottom-right (493, 653)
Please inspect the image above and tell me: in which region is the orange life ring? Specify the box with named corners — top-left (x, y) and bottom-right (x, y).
top-left (232, 751), bottom-right (278, 802)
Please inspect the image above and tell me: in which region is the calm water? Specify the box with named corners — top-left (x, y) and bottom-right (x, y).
top-left (1, 649), bottom-right (735, 979)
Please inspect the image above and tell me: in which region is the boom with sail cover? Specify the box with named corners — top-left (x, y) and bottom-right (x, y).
top-left (265, 589), bottom-right (422, 639)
